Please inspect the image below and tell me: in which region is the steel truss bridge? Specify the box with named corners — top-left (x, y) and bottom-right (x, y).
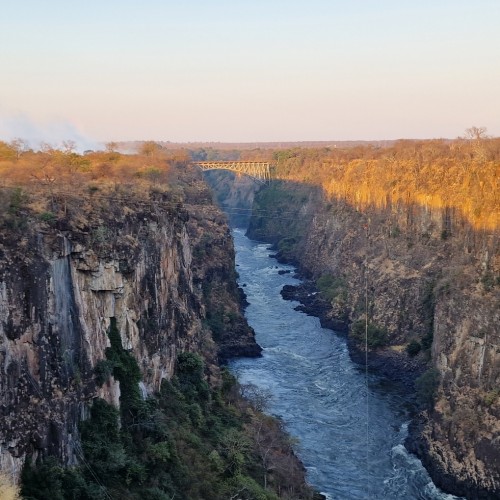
top-left (194, 161), bottom-right (273, 182)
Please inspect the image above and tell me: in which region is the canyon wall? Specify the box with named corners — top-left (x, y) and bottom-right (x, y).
top-left (246, 180), bottom-right (499, 499)
top-left (203, 169), bottom-right (260, 228)
top-left (0, 177), bottom-right (259, 481)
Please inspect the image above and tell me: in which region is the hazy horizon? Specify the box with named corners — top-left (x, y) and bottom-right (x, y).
top-left (1, 0), bottom-right (499, 149)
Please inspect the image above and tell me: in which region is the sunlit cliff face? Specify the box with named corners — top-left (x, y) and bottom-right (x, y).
top-left (271, 139), bottom-right (500, 232)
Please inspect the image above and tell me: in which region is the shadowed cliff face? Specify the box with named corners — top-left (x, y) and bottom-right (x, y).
top-left (240, 180), bottom-right (499, 499)
top-left (202, 169), bottom-right (262, 228)
top-left (0, 176), bottom-right (259, 479)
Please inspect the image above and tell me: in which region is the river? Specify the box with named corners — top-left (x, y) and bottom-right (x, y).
top-left (229, 228), bottom-right (462, 500)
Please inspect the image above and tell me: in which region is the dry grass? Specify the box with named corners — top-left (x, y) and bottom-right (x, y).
top-left (0, 473), bottom-right (20, 500)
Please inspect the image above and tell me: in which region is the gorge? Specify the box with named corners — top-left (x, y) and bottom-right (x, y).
top-left (0, 140), bottom-right (498, 499)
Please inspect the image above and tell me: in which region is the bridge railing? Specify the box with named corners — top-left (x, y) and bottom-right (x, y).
top-left (193, 161), bottom-right (273, 181)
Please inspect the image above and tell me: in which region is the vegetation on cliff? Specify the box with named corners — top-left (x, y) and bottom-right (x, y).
top-left (0, 141), bottom-right (192, 232)
top-left (22, 344), bottom-right (312, 499)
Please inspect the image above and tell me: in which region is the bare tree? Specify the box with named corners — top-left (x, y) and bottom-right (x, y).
top-left (9, 138), bottom-right (29, 159)
top-left (240, 383), bottom-right (272, 412)
top-left (62, 140), bottom-right (77, 153)
top-left (39, 142), bottom-right (55, 154)
top-left (105, 141), bottom-right (118, 153)
top-left (247, 413), bottom-right (300, 491)
top-left (463, 127), bottom-right (490, 164)
top-left (140, 141), bottom-right (160, 158)
top-left (464, 126), bottom-right (488, 141)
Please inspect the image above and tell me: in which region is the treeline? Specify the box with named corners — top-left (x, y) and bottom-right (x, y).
top-left (2, 134), bottom-right (498, 232)
top-left (0, 140), bottom-right (190, 192)
top-left (269, 136), bottom-right (499, 231)
top-left (0, 141), bottom-right (200, 234)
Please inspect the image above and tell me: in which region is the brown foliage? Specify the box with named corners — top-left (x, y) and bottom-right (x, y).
top-left (0, 145), bottom-right (188, 226)
top-left (0, 146), bottom-right (206, 256)
top-left (272, 138), bottom-right (500, 231)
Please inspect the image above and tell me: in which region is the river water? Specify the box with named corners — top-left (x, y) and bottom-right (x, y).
top-left (229, 229), bottom-right (462, 500)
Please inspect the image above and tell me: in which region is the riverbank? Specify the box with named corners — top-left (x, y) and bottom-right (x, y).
top-left (279, 266), bottom-right (426, 391)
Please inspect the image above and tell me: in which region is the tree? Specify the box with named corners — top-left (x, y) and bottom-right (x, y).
top-left (105, 141), bottom-right (118, 153)
top-left (140, 141), bottom-right (160, 158)
top-left (0, 141), bottom-right (16, 161)
top-left (247, 413), bottom-right (301, 492)
top-left (464, 126), bottom-right (488, 141)
top-left (61, 140), bottom-right (77, 154)
top-left (220, 428), bottom-right (251, 476)
top-left (463, 127), bottom-right (490, 164)
top-left (39, 142), bottom-right (55, 154)
top-left (415, 368), bottom-right (440, 407)
top-left (9, 138), bottom-right (29, 159)
top-left (240, 383), bottom-right (272, 412)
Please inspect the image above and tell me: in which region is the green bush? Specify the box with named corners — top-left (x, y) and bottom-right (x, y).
top-left (481, 272), bottom-right (498, 291)
top-left (21, 457), bottom-right (66, 500)
top-left (316, 274), bottom-right (346, 302)
top-left (176, 353), bottom-right (210, 405)
top-left (421, 281), bottom-right (435, 350)
top-left (8, 187), bottom-right (27, 215)
top-left (421, 331), bottom-right (433, 350)
top-left (105, 318), bottom-right (142, 419)
top-left (204, 309), bottom-right (225, 341)
top-left (406, 340), bottom-right (422, 357)
top-left (221, 474), bottom-right (278, 500)
top-left (351, 320), bottom-right (388, 348)
top-left (415, 368), bottom-right (440, 407)
top-left (94, 359), bottom-right (114, 386)
top-left (39, 211), bottom-right (56, 223)
top-left (484, 389), bottom-right (499, 406)
top-left (277, 236), bottom-right (297, 255)
top-left (389, 225), bottom-right (401, 237)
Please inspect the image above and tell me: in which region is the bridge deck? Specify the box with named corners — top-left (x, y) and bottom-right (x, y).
top-left (194, 161), bottom-right (273, 181)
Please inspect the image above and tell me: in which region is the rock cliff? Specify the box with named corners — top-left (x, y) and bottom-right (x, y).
top-left (246, 180), bottom-right (499, 499)
top-left (203, 169), bottom-right (261, 228)
top-left (0, 173), bottom-right (260, 480)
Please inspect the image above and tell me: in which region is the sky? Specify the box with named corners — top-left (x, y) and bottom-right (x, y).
top-left (1, 0), bottom-right (499, 147)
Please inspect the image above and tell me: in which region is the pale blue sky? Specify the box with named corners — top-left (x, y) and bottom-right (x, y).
top-left (1, 0), bottom-right (499, 146)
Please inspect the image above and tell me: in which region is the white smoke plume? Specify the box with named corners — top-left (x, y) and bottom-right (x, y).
top-left (0, 111), bottom-right (101, 152)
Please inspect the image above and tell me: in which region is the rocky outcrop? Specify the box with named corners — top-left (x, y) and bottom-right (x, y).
top-left (0, 180), bottom-right (260, 480)
top-left (247, 180), bottom-right (500, 498)
top-left (185, 194), bottom-right (262, 362)
top-left (280, 283), bottom-right (349, 333)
